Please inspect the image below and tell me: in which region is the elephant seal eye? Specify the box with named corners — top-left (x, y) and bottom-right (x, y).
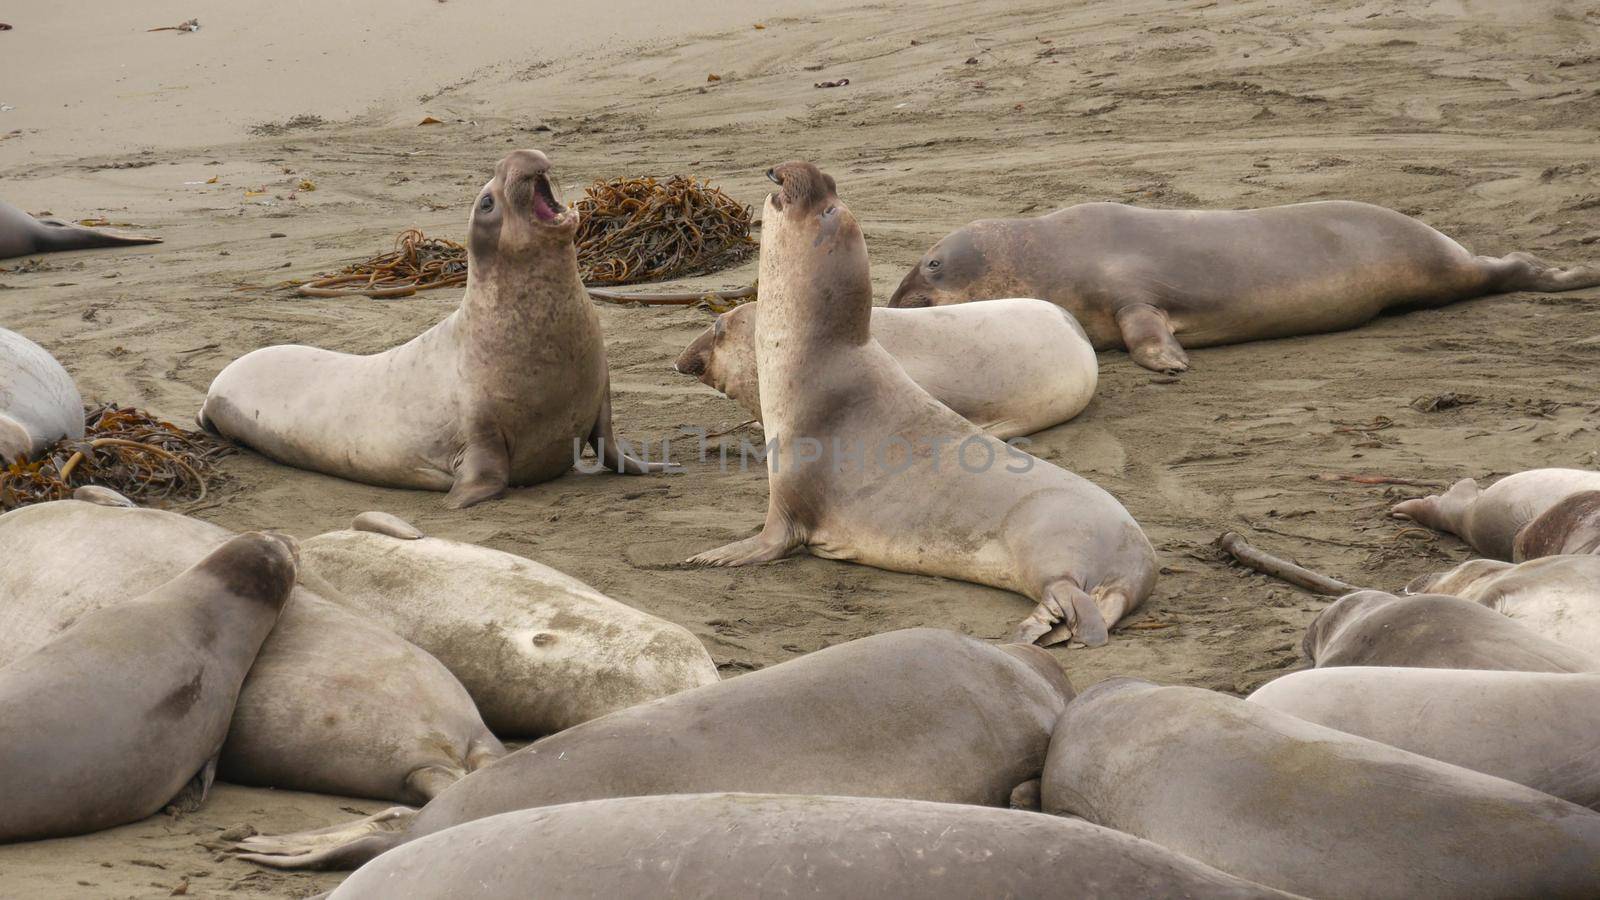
top-left (823, 205), bottom-right (837, 216)
top-left (927, 259), bottom-right (942, 269)
top-left (479, 195), bottom-right (494, 213)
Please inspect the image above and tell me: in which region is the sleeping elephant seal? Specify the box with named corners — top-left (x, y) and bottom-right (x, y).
top-left (1408, 554), bottom-right (1600, 658)
top-left (0, 327), bottom-right (84, 464)
top-left (1392, 468), bottom-right (1600, 560)
top-left (235, 628), bottom-right (1075, 869)
top-left (199, 149), bottom-right (664, 508)
top-left (0, 499), bottom-right (504, 804)
top-left (685, 162), bottom-right (1156, 648)
top-left (1249, 668), bottom-right (1600, 809)
top-left (300, 513), bottom-right (719, 737)
top-left (1514, 490), bottom-right (1600, 559)
top-left (673, 298), bottom-right (1098, 440)
top-left (0, 199), bottom-right (161, 261)
top-left (327, 793), bottom-right (1294, 900)
top-left (0, 533), bottom-right (294, 843)
top-left (1042, 678), bottom-right (1600, 898)
top-left (889, 200), bottom-right (1600, 373)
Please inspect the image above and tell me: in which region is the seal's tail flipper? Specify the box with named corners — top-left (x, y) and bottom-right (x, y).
top-left (165, 755), bottom-right (219, 815)
top-left (1484, 252), bottom-right (1600, 293)
top-left (1009, 580), bottom-right (1109, 648)
top-left (232, 807), bottom-right (414, 871)
top-left (39, 220), bottom-right (163, 250)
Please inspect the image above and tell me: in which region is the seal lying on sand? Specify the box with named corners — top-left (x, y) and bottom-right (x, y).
top-left (674, 298), bottom-right (1098, 440)
top-left (326, 793), bottom-right (1294, 900)
top-left (0, 327), bottom-right (84, 464)
top-left (1250, 668), bottom-right (1600, 809)
top-left (0, 533), bottom-right (294, 843)
top-left (1043, 678), bottom-right (1600, 898)
top-left (1392, 468), bottom-right (1600, 560)
top-left (199, 150), bottom-right (664, 508)
top-left (300, 513), bottom-right (719, 737)
top-left (888, 201), bottom-right (1600, 373)
top-left (235, 628), bottom-right (1074, 869)
top-left (0, 199), bottom-right (161, 261)
top-left (0, 496), bottom-right (503, 804)
top-left (1408, 554), bottom-right (1600, 658)
top-left (686, 162), bottom-right (1156, 647)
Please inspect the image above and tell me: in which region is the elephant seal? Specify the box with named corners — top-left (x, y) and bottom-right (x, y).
top-left (0, 533), bottom-right (294, 843)
top-left (0, 199), bottom-right (161, 261)
top-left (1514, 490), bottom-right (1600, 559)
top-left (0, 327), bottom-right (84, 464)
top-left (0, 499), bottom-right (504, 804)
top-left (1392, 468), bottom-right (1600, 560)
top-left (327, 793), bottom-right (1294, 900)
top-left (1042, 678), bottom-right (1600, 898)
top-left (889, 202), bottom-right (1600, 373)
top-left (673, 298), bottom-right (1098, 440)
top-left (685, 162), bottom-right (1156, 647)
top-left (199, 150), bottom-right (663, 508)
top-left (235, 628), bottom-right (1075, 869)
top-left (1303, 589), bottom-right (1600, 672)
top-left (300, 514), bottom-right (719, 737)
top-left (1249, 667), bottom-right (1600, 809)
top-left (1408, 554), bottom-right (1600, 658)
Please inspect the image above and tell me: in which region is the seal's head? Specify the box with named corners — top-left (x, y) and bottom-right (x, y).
top-left (888, 225), bottom-right (1005, 309)
top-left (760, 161), bottom-right (870, 338)
top-left (468, 149), bottom-right (577, 265)
top-left (673, 303), bottom-right (759, 404)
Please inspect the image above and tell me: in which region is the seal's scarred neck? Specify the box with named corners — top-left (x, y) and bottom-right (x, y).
top-left (758, 230), bottom-right (874, 349)
top-left (460, 243), bottom-right (589, 341)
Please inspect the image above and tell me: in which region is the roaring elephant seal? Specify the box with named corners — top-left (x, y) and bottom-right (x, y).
top-left (326, 793), bottom-right (1294, 900)
top-left (1250, 667), bottom-right (1600, 809)
top-left (235, 628), bottom-right (1074, 869)
top-left (0, 199), bottom-right (161, 261)
top-left (673, 298), bottom-right (1098, 440)
top-left (0, 498), bottom-right (504, 804)
top-left (1303, 589), bottom-right (1600, 672)
top-left (300, 513), bottom-right (719, 737)
top-left (199, 150), bottom-right (663, 508)
top-left (1408, 554), bottom-right (1600, 658)
top-left (0, 327), bottom-right (83, 464)
top-left (1514, 490), bottom-right (1600, 559)
top-left (0, 533), bottom-right (294, 843)
top-left (685, 162), bottom-right (1156, 648)
top-left (1042, 678), bottom-right (1600, 898)
top-left (1392, 468), bottom-right (1600, 560)
top-left (888, 201), bottom-right (1600, 373)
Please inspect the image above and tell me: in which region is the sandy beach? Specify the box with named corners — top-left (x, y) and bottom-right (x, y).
top-left (1, 0), bottom-right (1598, 895)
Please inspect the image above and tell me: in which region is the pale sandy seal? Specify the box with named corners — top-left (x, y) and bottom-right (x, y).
top-left (0, 199), bottom-right (161, 261)
top-left (1042, 678), bottom-right (1600, 897)
top-left (1250, 667), bottom-right (1600, 809)
top-left (0, 327), bottom-right (83, 464)
top-left (1408, 554), bottom-right (1600, 658)
top-left (888, 201), bottom-right (1600, 373)
top-left (1513, 490), bottom-right (1600, 559)
top-left (674, 298), bottom-right (1098, 440)
top-left (327, 793), bottom-right (1293, 899)
top-left (0, 499), bottom-right (504, 804)
top-left (0, 532), bottom-right (294, 843)
top-left (686, 162), bottom-right (1156, 647)
top-left (199, 150), bottom-right (663, 508)
top-left (300, 513), bottom-right (719, 737)
top-left (235, 628), bottom-right (1074, 869)
top-left (1391, 468), bottom-right (1600, 560)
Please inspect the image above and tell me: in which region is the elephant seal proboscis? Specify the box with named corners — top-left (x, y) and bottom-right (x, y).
top-left (0, 199), bottom-right (162, 261)
top-left (673, 298), bottom-right (1098, 440)
top-left (0, 327), bottom-right (84, 465)
top-left (326, 793), bottom-right (1294, 899)
top-left (685, 162), bottom-right (1156, 647)
top-left (1042, 678), bottom-right (1600, 898)
top-left (1392, 468), bottom-right (1600, 560)
top-left (299, 513), bottom-right (719, 737)
top-left (235, 628), bottom-right (1074, 869)
top-left (1250, 667), bottom-right (1600, 809)
top-left (0, 532), bottom-right (294, 843)
top-left (0, 499), bottom-right (504, 804)
top-left (1302, 589), bottom-right (1599, 672)
top-left (1514, 490), bottom-right (1600, 559)
top-left (888, 200), bottom-right (1600, 373)
top-left (1407, 554), bottom-right (1600, 658)
top-left (199, 150), bottom-right (664, 508)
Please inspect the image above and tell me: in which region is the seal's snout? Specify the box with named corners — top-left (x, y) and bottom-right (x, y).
top-left (498, 149), bottom-right (568, 225)
top-left (674, 330), bottom-right (713, 378)
top-left (888, 264), bottom-right (929, 308)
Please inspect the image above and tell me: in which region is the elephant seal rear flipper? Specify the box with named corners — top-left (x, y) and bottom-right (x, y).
top-left (0, 200), bottom-right (161, 260)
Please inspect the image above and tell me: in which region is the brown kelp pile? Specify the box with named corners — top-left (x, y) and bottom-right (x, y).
top-left (298, 228), bottom-right (468, 299)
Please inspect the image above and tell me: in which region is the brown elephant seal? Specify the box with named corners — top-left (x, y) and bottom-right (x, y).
top-left (1392, 468), bottom-right (1600, 560)
top-left (0, 533), bottom-right (294, 843)
top-left (674, 298), bottom-right (1098, 440)
top-left (1514, 490), bottom-right (1600, 559)
top-left (235, 628), bottom-right (1075, 869)
top-left (1042, 678), bottom-right (1600, 898)
top-left (1408, 554), bottom-right (1600, 658)
top-left (0, 199), bottom-right (161, 261)
top-left (686, 162), bottom-right (1156, 647)
top-left (300, 514), bottom-right (719, 737)
top-left (0, 499), bottom-right (504, 804)
top-left (199, 150), bottom-right (663, 508)
top-left (888, 201), bottom-right (1600, 373)
top-left (0, 327), bottom-right (84, 464)
top-left (1249, 667), bottom-right (1600, 809)
top-left (1302, 589), bottom-right (1600, 672)
top-left (326, 793), bottom-right (1294, 900)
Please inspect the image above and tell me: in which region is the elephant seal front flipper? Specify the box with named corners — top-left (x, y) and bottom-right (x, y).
top-left (1116, 303), bottom-right (1189, 374)
top-left (0, 327), bottom-right (85, 464)
top-left (0, 200), bottom-right (162, 261)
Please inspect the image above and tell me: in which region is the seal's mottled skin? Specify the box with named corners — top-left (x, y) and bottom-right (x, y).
top-left (1515, 490), bottom-right (1600, 559)
top-left (1392, 469), bottom-right (1600, 560)
top-left (1409, 554), bottom-right (1600, 659)
top-left (0, 199), bottom-right (161, 261)
top-left (0, 327), bottom-right (83, 464)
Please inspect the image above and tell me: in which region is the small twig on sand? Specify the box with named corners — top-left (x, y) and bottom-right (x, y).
top-left (1311, 473), bottom-right (1445, 488)
top-left (1216, 531), bottom-right (1359, 596)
